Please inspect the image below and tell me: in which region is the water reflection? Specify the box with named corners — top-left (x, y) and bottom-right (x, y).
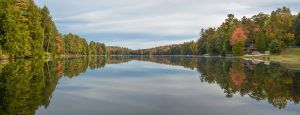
top-left (0, 56), bottom-right (299, 114)
top-left (196, 58), bottom-right (300, 109)
top-left (0, 60), bottom-right (59, 115)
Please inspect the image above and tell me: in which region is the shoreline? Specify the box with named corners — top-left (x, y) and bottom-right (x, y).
top-left (0, 54), bottom-right (298, 67)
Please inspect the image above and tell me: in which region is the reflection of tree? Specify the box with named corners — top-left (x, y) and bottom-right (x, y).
top-left (230, 59), bottom-right (246, 87)
top-left (0, 56), bottom-right (298, 114)
top-left (106, 56), bottom-right (131, 64)
top-left (51, 56), bottom-right (300, 109)
top-left (52, 56), bottom-right (300, 109)
top-left (89, 56), bottom-right (106, 70)
top-left (56, 59), bottom-right (64, 78)
top-left (0, 56), bottom-right (111, 114)
top-left (63, 56), bottom-right (109, 78)
top-left (63, 57), bottom-right (89, 78)
top-left (0, 60), bottom-right (59, 114)
top-left (197, 58), bottom-right (300, 109)
top-left (130, 56), bottom-right (198, 70)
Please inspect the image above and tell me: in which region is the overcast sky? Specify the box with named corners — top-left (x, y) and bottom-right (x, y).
top-left (34, 0), bottom-right (300, 49)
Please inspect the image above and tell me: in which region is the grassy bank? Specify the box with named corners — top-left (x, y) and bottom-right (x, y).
top-left (244, 48), bottom-right (300, 69)
top-left (271, 48), bottom-right (300, 63)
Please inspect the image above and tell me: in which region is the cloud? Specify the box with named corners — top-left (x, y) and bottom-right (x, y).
top-left (35, 0), bottom-right (300, 49)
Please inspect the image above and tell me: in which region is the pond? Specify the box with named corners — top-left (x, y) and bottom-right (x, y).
top-left (0, 56), bottom-right (299, 115)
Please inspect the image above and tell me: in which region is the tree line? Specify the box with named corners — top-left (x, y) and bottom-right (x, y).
top-left (106, 46), bottom-right (131, 55)
top-left (1, 1), bottom-right (299, 57)
top-left (130, 41), bottom-right (197, 55)
top-left (197, 7), bottom-right (300, 56)
top-left (108, 7), bottom-right (300, 56)
top-left (107, 41), bottom-right (198, 55)
top-left (0, 0), bottom-right (107, 59)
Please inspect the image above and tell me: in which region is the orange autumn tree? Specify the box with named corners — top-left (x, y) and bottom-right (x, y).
top-left (56, 34), bottom-right (64, 55)
top-left (231, 27), bottom-right (247, 56)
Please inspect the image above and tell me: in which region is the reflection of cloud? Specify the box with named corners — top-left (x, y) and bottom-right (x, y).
top-left (35, 0), bottom-right (300, 49)
top-left (57, 61), bottom-right (218, 101)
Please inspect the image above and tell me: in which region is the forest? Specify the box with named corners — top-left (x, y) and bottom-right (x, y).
top-left (196, 7), bottom-right (300, 56)
top-left (1, 0), bottom-right (300, 57)
top-left (109, 7), bottom-right (300, 56)
top-left (0, 0), bottom-right (106, 59)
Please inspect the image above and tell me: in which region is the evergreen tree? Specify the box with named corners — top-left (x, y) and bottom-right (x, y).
top-left (197, 29), bottom-right (207, 55)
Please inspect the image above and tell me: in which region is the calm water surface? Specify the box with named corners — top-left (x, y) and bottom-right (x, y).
top-left (0, 56), bottom-right (299, 115)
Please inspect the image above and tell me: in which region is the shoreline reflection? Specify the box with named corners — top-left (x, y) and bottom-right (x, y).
top-left (0, 56), bottom-right (299, 114)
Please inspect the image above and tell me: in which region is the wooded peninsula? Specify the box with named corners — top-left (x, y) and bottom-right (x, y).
top-left (0, 0), bottom-right (300, 59)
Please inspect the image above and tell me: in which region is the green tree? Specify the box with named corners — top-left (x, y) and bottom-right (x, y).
top-left (294, 12), bottom-right (300, 45)
top-left (232, 42), bottom-right (245, 56)
top-left (269, 39), bottom-right (284, 54)
top-left (205, 28), bottom-right (218, 55)
top-left (222, 14), bottom-right (240, 54)
top-left (0, 0), bottom-right (18, 57)
top-left (241, 16), bottom-right (256, 47)
top-left (28, 0), bottom-right (44, 57)
top-left (268, 7), bottom-right (294, 47)
top-left (89, 41), bottom-right (97, 55)
top-left (14, 0), bottom-right (32, 57)
top-left (0, 0), bottom-right (30, 58)
top-left (252, 13), bottom-right (270, 52)
top-left (63, 33), bottom-right (89, 55)
top-left (40, 6), bottom-right (58, 54)
top-left (254, 30), bottom-right (267, 52)
top-left (252, 13), bottom-right (270, 30)
top-left (197, 29), bottom-right (208, 55)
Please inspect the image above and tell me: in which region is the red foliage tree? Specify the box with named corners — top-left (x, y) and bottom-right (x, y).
top-left (231, 27), bottom-right (247, 45)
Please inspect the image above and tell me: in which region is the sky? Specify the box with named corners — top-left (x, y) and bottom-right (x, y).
top-left (34, 0), bottom-right (300, 49)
